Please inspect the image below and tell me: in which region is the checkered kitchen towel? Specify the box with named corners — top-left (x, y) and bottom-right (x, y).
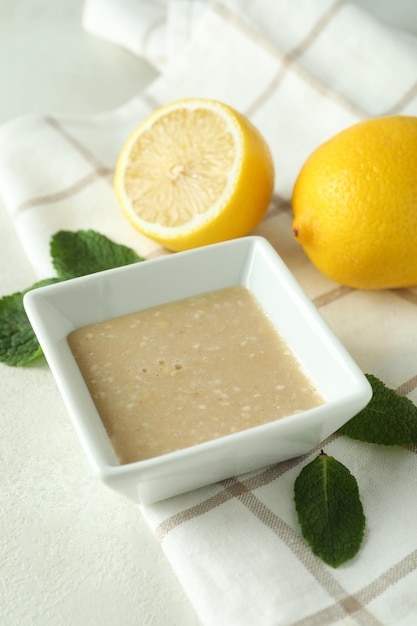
top-left (2, 0), bottom-right (417, 623)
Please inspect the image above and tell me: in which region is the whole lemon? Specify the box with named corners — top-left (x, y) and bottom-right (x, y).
top-left (292, 116), bottom-right (417, 290)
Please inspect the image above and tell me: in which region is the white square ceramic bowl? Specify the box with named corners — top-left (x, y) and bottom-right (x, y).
top-left (24, 236), bottom-right (371, 504)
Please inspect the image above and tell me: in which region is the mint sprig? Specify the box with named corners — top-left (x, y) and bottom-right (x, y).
top-left (294, 451), bottom-right (365, 568)
top-left (338, 373), bottom-right (417, 445)
top-left (50, 229), bottom-right (143, 279)
top-left (0, 230), bottom-right (144, 366)
top-left (294, 374), bottom-right (417, 567)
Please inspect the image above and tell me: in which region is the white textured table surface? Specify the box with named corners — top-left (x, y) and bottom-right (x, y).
top-left (1, 2), bottom-right (416, 625)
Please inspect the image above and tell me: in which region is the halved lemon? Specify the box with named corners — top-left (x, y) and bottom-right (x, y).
top-left (114, 98), bottom-right (274, 251)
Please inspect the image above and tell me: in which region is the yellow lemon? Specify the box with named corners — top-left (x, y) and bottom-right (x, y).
top-left (292, 115), bottom-right (417, 290)
top-left (114, 98), bottom-right (274, 251)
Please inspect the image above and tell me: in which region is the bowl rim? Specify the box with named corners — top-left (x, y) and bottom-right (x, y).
top-left (23, 235), bottom-right (372, 480)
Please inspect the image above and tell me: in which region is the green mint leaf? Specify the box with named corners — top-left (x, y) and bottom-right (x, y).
top-left (0, 278), bottom-right (60, 366)
top-left (50, 229), bottom-right (144, 280)
top-left (294, 452), bottom-right (365, 568)
top-left (338, 374), bottom-right (417, 445)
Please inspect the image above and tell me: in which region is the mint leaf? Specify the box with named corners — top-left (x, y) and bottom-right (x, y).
top-left (294, 452), bottom-right (365, 568)
top-left (50, 229), bottom-right (144, 279)
top-left (1, 229), bottom-right (145, 367)
top-left (0, 278), bottom-right (60, 366)
top-left (338, 374), bottom-right (417, 445)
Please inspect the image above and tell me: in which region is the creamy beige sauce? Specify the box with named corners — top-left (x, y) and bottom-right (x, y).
top-left (68, 286), bottom-right (323, 464)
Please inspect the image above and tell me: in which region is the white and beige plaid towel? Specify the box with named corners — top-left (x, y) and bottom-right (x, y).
top-left (2, 1), bottom-right (417, 624)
